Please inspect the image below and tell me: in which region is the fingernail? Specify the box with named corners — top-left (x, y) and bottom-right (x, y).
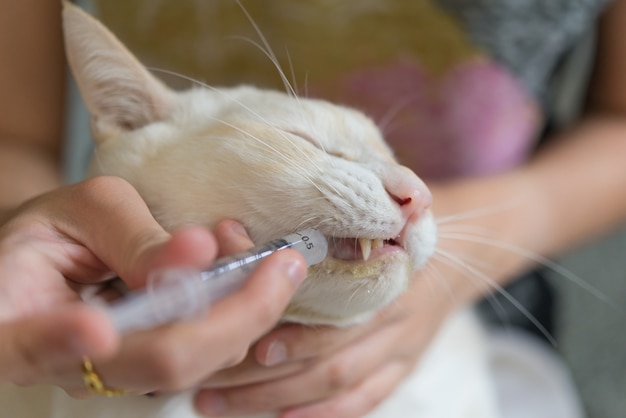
top-left (283, 259), bottom-right (306, 286)
top-left (229, 222), bottom-right (249, 239)
top-left (197, 391), bottom-right (227, 415)
top-left (264, 340), bottom-right (287, 366)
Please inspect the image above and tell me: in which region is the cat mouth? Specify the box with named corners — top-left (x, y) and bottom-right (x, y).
top-left (329, 237), bottom-right (403, 262)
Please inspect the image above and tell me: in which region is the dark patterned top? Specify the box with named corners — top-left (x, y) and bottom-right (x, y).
top-left (438, 0), bottom-right (611, 101)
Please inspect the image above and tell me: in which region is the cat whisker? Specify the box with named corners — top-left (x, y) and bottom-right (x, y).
top-left (304, 70), bottom-right (310, 99)
top-left (146, 67), bottom-right (292, 133)
top-left (145, 67), bottom-right (201, 91)
top-left (344, 280), bottom-right (371, 314)
top-left (227, 35), bottom-right (299, 100)
top-left (435, 201), bottom-right (524, 226)
top-left (422, 256), bottom-right (459, 302)
top-left (435, 246), bottom-right (498, 274)
top-left (377, 94), bottom-right (420, 137)
top-left (233, 0), bottom-right (300, 102)
top-left (200, 119), bottom-right (325, 196)
top-left (438, 231), bottom-right (615, 307)
top-left (307, 217), bottom-right (345, 234)
top-left (292, 217), bottom-right (325, 234)
top-left (433, 248), bottom-right (557, 346)
top-left (231, 2), bottom-right (330, 161)
top-left (431, 251), bottom-right (511, 323)
top-left (210, 130), bottom-right (324, 202)
top-left (285, 48), bottom-right (299, 97)
top-left (292, 216), bottom-right (325, 232)
top-left (145, 67), bottom-right (335, 198)
top-left (432, 252), bottom-right (501, 306)
top-left (437, 224), bottom-right (499, 236)
top-left (145, 67), bottom-right (295, 134)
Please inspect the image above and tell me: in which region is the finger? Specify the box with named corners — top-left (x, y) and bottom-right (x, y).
top-left (185, 249), bottom-right (307, 356)
top-left (48, 177), bottom-right (218, 288)
top-left (279, 362), bottom-right (410, 418)
top-left (254, 324), bottom-right (368, 367)
top-left (143, 225), bottom-right (218, 273)
top-left (194, 315), bottom-right (413, 415)
top-left (0, 305), bottom-right (118, 388)
top-left (200, 350), bottom-right (307, 389)
top-left (203, 280), bottom-right (434, 389)
top-left (213, 219), bottom-right (255, 256)
top-left (254, 312), bottom-right (392, 367)
top-left (255, 275), bottom-right (447, 367)
top-left (88, 249), bottom-right (307, 394)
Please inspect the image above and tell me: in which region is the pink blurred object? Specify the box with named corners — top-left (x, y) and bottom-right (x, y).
top-left (317, 58), bottom-right (540, 180)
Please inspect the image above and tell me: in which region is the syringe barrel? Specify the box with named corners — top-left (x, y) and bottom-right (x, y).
top-left (106, 229), bottom-right (327, 334)
top-left (106, 268), bottom-right (205, 333)
top-left (204, 229), bottom-right (327, 276)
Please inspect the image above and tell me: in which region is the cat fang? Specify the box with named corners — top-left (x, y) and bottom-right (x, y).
top-left (330, 236), bottom-right (400, 262)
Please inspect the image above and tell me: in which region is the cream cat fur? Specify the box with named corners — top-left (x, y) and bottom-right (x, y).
top-left (0, 3), bottom-right (498, 417)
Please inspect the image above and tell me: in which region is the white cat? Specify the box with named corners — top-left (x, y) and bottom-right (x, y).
top-left (0, 3), bottom-right (498, 417)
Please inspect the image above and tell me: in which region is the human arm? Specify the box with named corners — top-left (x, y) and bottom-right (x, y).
top-left (193, 2), bottom-right (626, 417)
top-left (0, 0), bottom-right (65, 208)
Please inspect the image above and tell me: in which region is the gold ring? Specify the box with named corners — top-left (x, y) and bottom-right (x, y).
top-left (81, 357), bottom-right (126, 397)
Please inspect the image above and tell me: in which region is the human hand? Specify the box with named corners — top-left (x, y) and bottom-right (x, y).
top-left (0, 176), bottom-right (306, 398)
top-left (194, 226), bottom-right (456, 418)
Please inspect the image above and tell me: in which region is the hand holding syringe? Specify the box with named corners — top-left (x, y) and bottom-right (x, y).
top-left (103, 229), bottom-right (327, 334)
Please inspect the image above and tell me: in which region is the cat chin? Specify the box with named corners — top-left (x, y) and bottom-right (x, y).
top-left (281, 307), bottom-right (377, 327)
top-left (280, 214), bottom-right (437, 327)
top-left (281, 258), bottom-right (411, 326)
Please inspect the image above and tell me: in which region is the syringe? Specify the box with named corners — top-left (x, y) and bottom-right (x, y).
top-left (104, 229), bottom-right (327, 334)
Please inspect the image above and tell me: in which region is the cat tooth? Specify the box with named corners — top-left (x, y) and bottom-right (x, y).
top-left (372, 239), bottom-right (384, 250)
top-left (358, 238), bottom-right (372, 261)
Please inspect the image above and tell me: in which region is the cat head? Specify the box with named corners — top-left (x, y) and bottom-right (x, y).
top-left (62, 3), bottom-right (437, 326)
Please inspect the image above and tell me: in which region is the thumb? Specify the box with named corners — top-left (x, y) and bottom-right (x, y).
top-left (53, 177), bottom-right (218, 289)
top-left (0, 305), bottom-right (117, 386)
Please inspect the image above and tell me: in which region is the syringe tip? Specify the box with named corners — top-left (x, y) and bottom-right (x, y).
top-left (297, 229), bottom-right (328, 266)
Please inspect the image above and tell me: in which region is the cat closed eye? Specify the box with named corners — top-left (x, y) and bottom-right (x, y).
top-left (285, 129), bottom-right (353, 160)
top-left (285, 129), bottom-right (320, 147)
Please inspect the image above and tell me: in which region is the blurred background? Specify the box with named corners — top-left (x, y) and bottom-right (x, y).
top-left (550, 225), bottom-right (626, 418)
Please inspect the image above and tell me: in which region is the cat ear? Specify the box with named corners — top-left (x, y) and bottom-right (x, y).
top-left (62, 1), bottom-right (176, 140)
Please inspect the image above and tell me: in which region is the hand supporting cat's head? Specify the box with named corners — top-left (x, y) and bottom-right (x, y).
top-left (63, 2), bottom-right (437, 326)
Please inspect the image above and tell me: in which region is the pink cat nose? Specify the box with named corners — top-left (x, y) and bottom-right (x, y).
top-left (385, 166), bottom-right (432, 220)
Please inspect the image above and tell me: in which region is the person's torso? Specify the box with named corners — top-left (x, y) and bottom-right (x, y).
top-left (92, 0), bottom-right (610, 179)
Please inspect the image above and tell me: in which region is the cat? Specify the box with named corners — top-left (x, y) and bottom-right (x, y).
top-left (0, 3), bottom-right (498, 417)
